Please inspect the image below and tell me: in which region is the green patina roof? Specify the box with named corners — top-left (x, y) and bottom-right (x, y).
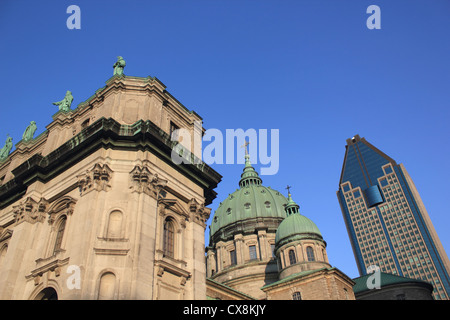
top-left (261, 267), bottom-right (333, 290)
top-left (275, 193), bottom-right (322, 246)
top-left (353, 272), bottom-right (433, 294)
top-left (209, 154), bottom-right (288, 236)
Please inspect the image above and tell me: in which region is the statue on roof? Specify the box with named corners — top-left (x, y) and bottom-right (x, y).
top-left (113, 56), bottom-right (126, 76)
top-left (0, 135), bottom-right (13, 162)
top-left (52, 90), bottom-right (73, 112)
top-left (22, 121), bottom-right (37, 142)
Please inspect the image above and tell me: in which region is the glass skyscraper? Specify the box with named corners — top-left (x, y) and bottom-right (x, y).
top-left (337, 134), bottom-right (450, 300)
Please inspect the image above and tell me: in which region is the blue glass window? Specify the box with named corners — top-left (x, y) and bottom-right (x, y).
top-left (353, 190), bottom-right (361, 198)
top-left (380, 179), bottom-right (388, 187)
top-left (343, 184), bottom-right (350, 192)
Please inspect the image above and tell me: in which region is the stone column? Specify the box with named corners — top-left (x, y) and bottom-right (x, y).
top-left (234, 234), bottom-right (244, 264)
top-left (257, 230), bottom-right (268, 260)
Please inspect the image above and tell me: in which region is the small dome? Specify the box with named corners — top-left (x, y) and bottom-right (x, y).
top-left (275, 193), bottom-right (322, 247)
top-left (275, 213), bottom-right (322, 245)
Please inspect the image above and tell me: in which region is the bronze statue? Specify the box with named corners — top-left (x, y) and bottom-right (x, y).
top-left (0, 136), bottom-right (13, 161)
top-left (53, 91), bottom-right (73, 112)
top-left (113, 56), bottom-right (126, 76)
top-left (22, 121), bottom-right (37, 142)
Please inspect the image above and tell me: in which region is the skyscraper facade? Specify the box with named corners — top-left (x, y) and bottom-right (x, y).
top-left (337, 134), bottom-right (450, 300)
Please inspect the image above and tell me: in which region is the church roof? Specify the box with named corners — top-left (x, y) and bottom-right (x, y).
top-left (275, 213), bottom-right (322, 246)
top-left (352, 272), bottom-right (434, 294)
top-left (261, 267), bottom-right (338, 290)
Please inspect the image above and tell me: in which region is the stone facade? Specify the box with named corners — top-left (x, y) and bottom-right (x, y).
top-left (207, 232), bottom-right (279, 300)
top-left (0, 72), bottom-right (221, 300)
top-left (262, 268), bottom-right (355, 300)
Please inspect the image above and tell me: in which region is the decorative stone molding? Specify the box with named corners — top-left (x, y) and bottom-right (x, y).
top-left (129, 165), bottom-right (167, 199)
top-left (155, 258), bottom-right (191, 286)
top-left (159, 198), bottom-right (190, 224)
top-left (26, 257), bottom-right (70, 286)
top-left (47, 196), bottom-right (77, 225)
top-left (12, 197), bottom-right (48, 225)
top-left (189, 198), bottom-right (211, 228)
top-left (77, 163), bottom-right (113, 196)
top-left (93, 248), bottom-right (129, 256)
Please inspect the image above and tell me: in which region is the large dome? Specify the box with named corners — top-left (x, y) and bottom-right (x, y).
top-left (209, 153), bottom-right (288, 242)
top-left (210, 184), bottom-right (288, 236)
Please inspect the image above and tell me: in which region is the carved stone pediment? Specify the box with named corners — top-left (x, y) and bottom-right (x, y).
top-left (159, 199), bottom-right (189, 218)
top-left (12, 197), bottom-right (48, 225)
top-left (77, 163), bottom-right (113, 196)
top-left (47, 196), bottom-right (77, 225)
top-left (129, 165), bottom-right (167, 199)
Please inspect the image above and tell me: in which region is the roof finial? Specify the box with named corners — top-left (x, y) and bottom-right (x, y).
top-left (286, 185), bottom-right (292, 197)
top-left (284, 185), bottom-right (299, 215)
top-left (241, 140), bottom-right (250, 156)
top-left (238, 139), bottom-right (262, 188)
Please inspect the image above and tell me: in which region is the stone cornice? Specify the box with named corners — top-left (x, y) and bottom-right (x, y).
top-left (0, 117), bottom-right (221, 209)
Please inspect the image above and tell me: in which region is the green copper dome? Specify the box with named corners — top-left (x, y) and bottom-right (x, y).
top-left (209, 153), bottom-right (288, 240)
top-left (275, 193), bottom-right (322, 247)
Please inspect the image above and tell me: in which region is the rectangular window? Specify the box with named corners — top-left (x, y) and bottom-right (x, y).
top-left (230, 250), bottom-right (237, 265)
top-left (170, 121), bottom-right (179, 141)
top-left (249, 245), bottom-right (257, 260)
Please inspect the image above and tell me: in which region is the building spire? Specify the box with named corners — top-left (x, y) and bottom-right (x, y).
top-left (284, 185), bottom-right (300, 215)
top-left (239, 140), bottom-right (262, 188)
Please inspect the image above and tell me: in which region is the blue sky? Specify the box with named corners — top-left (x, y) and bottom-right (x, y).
top-left (1, 0), bottom-right (449, 280)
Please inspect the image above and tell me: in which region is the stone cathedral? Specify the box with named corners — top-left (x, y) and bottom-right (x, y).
top-left (0, 58), bottom-right (354, 300)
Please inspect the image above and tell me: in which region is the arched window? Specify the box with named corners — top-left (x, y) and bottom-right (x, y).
top-left (292, 291), bottom-right (302, 300)
top-left (163, 218), bottom-right (175, 258)
top-left (98, 272), bottom-right (116, 300)
top-left (288, 249), bottom-right (296, 265)
top-left (306, 246), bottom-right (315, 262)
top-left (35, 287), bottom-right (58, 300)
top-left (53, 216), bottom-right (66, 255)
top-left (107, 210), bottom-right (123, 239)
